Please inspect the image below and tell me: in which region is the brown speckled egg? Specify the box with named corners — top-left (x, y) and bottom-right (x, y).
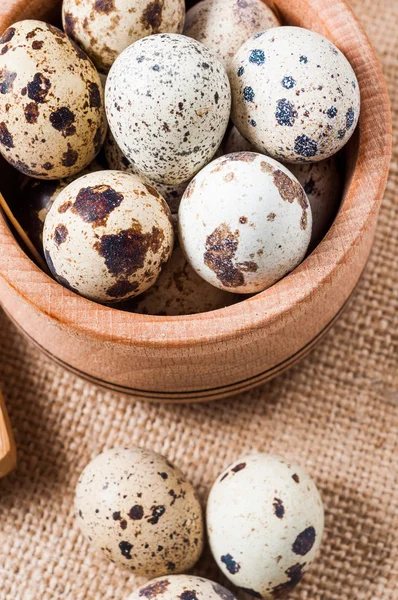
top-left (0, 20), bottom-right (107, 179)
top-left (62, 0), bottom-right (186, 74)
top-left (43, 170), bottom-right (173, 303)
top-left (178, 152), bottom-right (312, 294)
top-left (104, 130), bottom-right (188, 213)
top-left (225, 126), bottom-right (342, 249)
top-left (125, 575), bottom-right (238, 600)
top-left (11, 160), bottom-right (103, 254)
top-left (184, 0), bottom-right (279, 74)
top-left (230, 26), bottom-right (360, 163)
top-left (75, 447), bottom-right (204, 576)
top-left (105, 33), bottom-right (231, 185)
top-left (207, 453), bottom-right (324, 599)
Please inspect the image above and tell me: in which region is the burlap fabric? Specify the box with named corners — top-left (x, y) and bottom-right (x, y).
top-left (1, 0), bottom-right (397, 598)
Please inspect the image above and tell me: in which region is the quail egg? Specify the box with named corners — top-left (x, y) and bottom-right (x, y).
top-left (75, 447), bottom-right (204, 576)
top-left (0, 20), bottom-right (107, 179)
top-left (125, 575), bottom-right (238, 600)
top-left (104, 130), bottom-right (189, 213)
top-left (43, 170), bottom-right (174, 303)
top-left (105, 33), bottom-right (231, 185)
top-left (184, 0), bottom-right (280, 74)
top-left (207, 453), bottom-right (324, 599)
top-left (230, 26), bottom-right (360, 163)
top-left (62, 0), bottom-right (186, 73)
top-left (225, 126), bottom-right (342, 249)
top-left (178, 152), bottom-right (312, 294)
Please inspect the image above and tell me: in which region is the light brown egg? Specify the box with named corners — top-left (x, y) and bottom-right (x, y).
top-left (43, 170), bottom-right (174, 303)
top-left (0, 20), bottom-right (107, 180)
top-left (75, 447), bottom-right (204, 577)
top-left (184, 0), bottom-right (280, 74)
top-left (62, 0), bottom-right (186, 73)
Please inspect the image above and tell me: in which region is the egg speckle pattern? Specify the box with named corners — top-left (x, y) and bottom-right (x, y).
top-left (178, 152), bottom-right (312, 294)
top-left (230, 26), bottom-right (360, 162)
top-left (62, 0), bottom-right (186, 73)
top-left (125, 575), bottom-right (238, 600)
top-left (207, 453), bottom-right (324, 599)
top-left (43, 170), bottom-right (173, 302)
top-left (105, 33), bottom-right (231, 185)
top-left (75, 448), bottom-right (204, 576)
top-left (183, 0), bottom-right (279, 74)
top-left (104, 129), bottom-right (189, 213)
top-left (0, 20), bottom-right (107, 179)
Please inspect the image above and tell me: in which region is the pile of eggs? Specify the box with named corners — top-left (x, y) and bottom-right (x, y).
top-left (75, 447), bottom-right (325, 599)
top-left (0, 0), bottom-right (360, 315)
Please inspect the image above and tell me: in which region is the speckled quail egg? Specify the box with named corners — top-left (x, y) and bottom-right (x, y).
top-left (230, 26), bottom-right (360, 163)
top-left (184, 0), bottom-right (279, 74)
top-left (75, 447), bottom-right (204, 576)
top-left (62, 0), bottom-right (186, 74)
top-left (178, 152), bottom-right (312, 294)
top-left (105, 33), bottom-right (231, 185)
top-left (11, 160), bottom-right (103, 254)
top-left (207, 453), bottom-right (324, 599)
top-left (0, 20), bottom-right (107, 179)
top-left (104, 130), bottom-right (189, 213)
top-left (125, 575), bottom-right (238, 600)
top-left (43, 170), bottom-right (173, 303)
top-left (128, 221), bottom-right (239, 315)
top-left (225, 126), bottom-right (342, 249)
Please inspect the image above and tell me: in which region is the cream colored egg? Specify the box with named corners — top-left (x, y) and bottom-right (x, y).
top-left (207, 453), bottom-right (324, 599)
top-left (184, 0), bottom-right (279, 74)
top-left (178, 152), bottom-right (312, 294)
top-left (104, 130), bottom-right (189, 213)
top-left (43, 170), bottom-right (173, 303)
top-left (62, 0), bottom-right (186, 74)
top-left (75, 448), bottom-right (204, 577)
top-left (125, 575), bottom-right (238, 600)
top-left (230, 26), bottom-right (360, 163)
top-left (225, 126), bottom-right (342, 249)
top-left (105, 34), bottom-right (231, 185)
top-left (0, 20), bottom-right (107, 179)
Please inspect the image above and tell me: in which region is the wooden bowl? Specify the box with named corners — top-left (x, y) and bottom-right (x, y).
top-left (0, 0), bottom-right (392, 402)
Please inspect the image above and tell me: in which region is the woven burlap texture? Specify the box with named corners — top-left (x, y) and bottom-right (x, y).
top-left (1, 0), bottom-right (397, 598)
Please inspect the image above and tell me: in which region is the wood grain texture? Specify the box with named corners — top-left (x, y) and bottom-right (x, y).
top-left (0, 388), bottom-right (16, 477)
top-left (0, 0), bottom-right (392, 401)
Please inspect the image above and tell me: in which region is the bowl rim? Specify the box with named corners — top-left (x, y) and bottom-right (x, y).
top-left (0, 0), bottom-right (392, 348)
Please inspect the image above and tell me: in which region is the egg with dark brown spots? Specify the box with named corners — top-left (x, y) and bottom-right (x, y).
top-left (225, 126), bottom-right (343, 250)
top-left (62, 0), bottom-right (185, 74)
top-left (75, 447), bottom-right (204, 576)
top-left (207, 453), bottom-right (324, 599)
top-left (184, 0), bottom-right (280, 75)
top-left (43, 170), bottom-right (173, 302)
top-left (104, 129), bottom-right (189, 213)
top-left (178, 152), bottom-right (312, 294)
top-left (0, 20), bottom-right (107, 179)
top-left (230, 26), bottom-right (360, 163)
top-left (105, 33), bottom-right (231, 185)
top-left (125, 575), bottom-right (238, 600)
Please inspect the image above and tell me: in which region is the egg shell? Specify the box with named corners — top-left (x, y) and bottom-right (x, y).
top-left (75, 448), bottom-right (204, 577)
top-left (184, 0), bottom-right (280, 74)
top-left (105, 33), bottom-right (231, 185)
top-left (0, 20), bottom-right (107, 179)
top-left (178, 152), bottom-right (312, 294)
top-left (125, 575), bottom-right (238, 600)
top-left (104, 129), bottom-right (189, 213)
top-left (207, 453), bottom-right (324, 599)
top-left (230, 26), bottom-right (360, 163)
top-left (225, 126), bottom-right (342, 249)
top-left (10, 160), bottom-right (104, 254)
top-left (43, 170), bottom-right (174, 303)
top-left (62, 0), bottom-right (186, 74)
